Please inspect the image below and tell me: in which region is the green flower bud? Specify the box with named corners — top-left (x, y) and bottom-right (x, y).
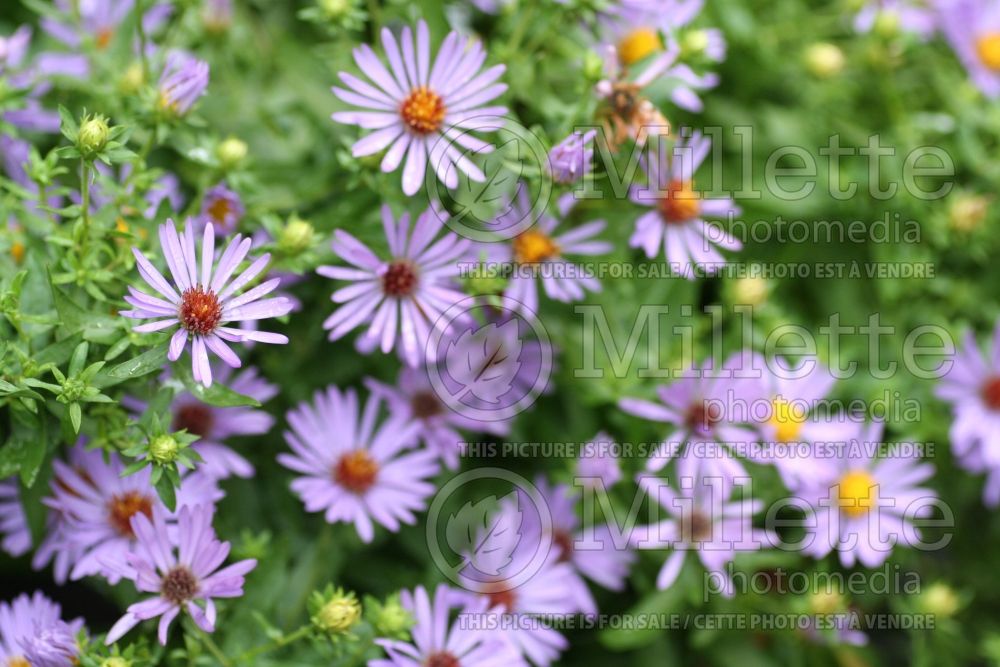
top-left (120, 63), bottom-right (145, 94)
top-left (949, 194), bottom-right (989, 232)
top-left (312, 592), bottom-right (361, 635)
top-left (804, 43), bottom-right (845, 79)
top-left (583, 51), bottom-right (605, 82)
top-left (682, 29), bottom-right (710, 57)
top-left (728, 273), bottom-right (770, 308)
top-left (808, 589), bottom-right (845, 615)
top-left (874, 10), bottom-right (901, 38)
top-left (370, 594), bottom-right (414, 640)
top-left (278, 217), bottom-right (316, 254)
top-left (217, 137), bottom-right (249, 169)
top-left (150, 434), bottom-right (180, 464)
top-left (919, 583), bottom-right (960, 617)
top-left (101, 658), bottom-right (132, 667)
top-left (320, 0), bottom-right (350, 18)
top-left (79, 115), bottom-right (110, 156)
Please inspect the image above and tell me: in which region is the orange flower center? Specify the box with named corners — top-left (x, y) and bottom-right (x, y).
top-left (512, 230), bottom-right (559, 264)
top-left (659, 180), bottom-right (700, 224)
top-left (96, 27), bottom-right (114, 50)
top-left (836, 470), bottom-right (877, 517)
top-left (108, 491), bottom-right (154, 538)
top-left (179, 286), bottom-right (223, 335)
top-left (8, 657), bottom-right (30, 667)
top-left (983, 377), bottom-right (1000, 410)
top-left (10, 242), bottom-right (24, 264)
top-left (400, 86), bottom-right (446, 135)
top-left (334, 450), bottom-right (379, 493)
top-left (382, 260), bottom-right (419, 297)
top-left (977, 33), bottom-right (1000, 71)
top-left (207, 197), bottom-right (235, 226)
top-left (618, 27), bottom-right (662, 66)
top-left (424, 652), bottom-right (461, 667)
top-left (161, 565), bottom-right (200, 604)
top-left (410, 390), bottom-right (443, 419)
top-left (481, 581), bottom-right (517, 612)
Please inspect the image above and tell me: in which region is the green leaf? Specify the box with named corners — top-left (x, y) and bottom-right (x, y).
top-left (33, 334), bottom-right (84, 367)
top-left (58, 105), bottom-right (79, 144)
top-left (155, 474), bottom-right (177, 512)
top-left (48, 279), bottom-right (119, 344)
top-left (104, 342), bottom-right (170, 382)
top-left (69, 402), bottom-right (82, 433)
top-left (174, 361), bottom-right (262, 408)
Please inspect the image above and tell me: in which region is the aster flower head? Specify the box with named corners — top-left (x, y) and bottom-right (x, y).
top-left (548, 130), bottom-right (597, 184)
top-left (332, 19), bottom-right (508, 196)
top-left (366, 366), bottom-right (511, 470)
top-left (790, 421), bottom-right (937, 568)
top-left (0, 591), bottom-right (84, 667)
top-left (158, 51), bottom-right (210, 117)
top-left (0, 26), bottom-right (31, 76)
top-left (854, 0), bottom-right (936, 38)
top-left (371, 584), bottom-right (528, 667)
top-left (629, 474), bottom-right (773, 595)
top-left (485, 188), bottom-right (611, 314)
top-left (318, 205), bottom-right (470, 367)
top-left (939, 0), bottom-right (1000, 98)
top-left (628, 131), bottom-right (741, 278)
top-left (105, 504), bottom-right (257, 646)
top-left (38, 443), bottom-right (222, 583)
top-left (575, 431), bottom-right (623, 490)
top-left (122, 219), bottom-right (294, 387)
top-left (0, 478), bottom-right (30, 557)
top-left (278, 385), bottom-right (440, 543)
top-left (198, 183), bottom-right (244, 236)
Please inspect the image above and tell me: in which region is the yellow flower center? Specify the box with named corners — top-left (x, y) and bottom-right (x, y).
top-left (659, 180), bottom-right (700, 224)
top-left (96, 27), bottom-right (114, 50)
top-left (767, 398), bottom-right (805, 443)
top-left (10, 242), bottom-right (24, 264)
top-left (512, 229), bottom-right (560, 264)
top-left (978, 33), bottom-right (1000, 71)
top-left (836, 470), bottom-right (877, 517)
top-left (400, 86), bottom-right (446, 134)
top-left (618, 27), bottom-right (662, 66)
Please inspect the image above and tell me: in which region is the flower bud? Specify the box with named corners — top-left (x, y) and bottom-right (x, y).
top-left (949, 194), bottom-right (989, 232)
top-left (729, 273), bottom-right (770, 307)
top-left (583, 50), bottom-right (605, 82)
top-left (312, 591), bottom-right (361, 635)
top-left (217, 137), bottom-right (248, 169)
top-left (320, 0), bottom-right (350, 18)
top-left (808, 589), bottom-right (845, 615)
top-left (874, 10), bottom-right (901, 38)
top-left (279, 217), bottom-right (316, 254)
top-left (150, 435), bottom-right (180, 464)
top-left (682, 29), bottom-right (710, 57)
top-left (120, 62), bottom-right (145, 94)
top-left (78, 116), bottom-right (110, 156)
top-left (370, 594), bottom-right (414, 640)
top-left (919, 583), bottom-right (960, 617)
top-left (101, 658), bottom-right (131, 667)
top-left (805, 43), bottom-right (845, 79)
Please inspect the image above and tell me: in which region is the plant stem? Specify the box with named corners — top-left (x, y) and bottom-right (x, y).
top-left (198, 628), bottom-right (233, 667)
top-left (136, 0), bottom-right (150, 81)
top-left (234, 625), bottom-right (311, 663)
top-left (80, 160), bottom-right (91, 255)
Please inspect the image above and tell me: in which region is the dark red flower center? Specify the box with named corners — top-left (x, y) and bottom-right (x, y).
top-left (108, 491), bottom-right (154, 538)
top-left (173, 403), bottom-right (215, 438)
top-left (424, 652), bottom-right (461, 667)
top-left (481, 582), bottom-right (517, 613)
top-left (682, 511), bottom-right (713, 543)
top-left (552, 529), bottom-right (574, 563)
top-left (161, 565), bottom-right (200, 604)
top-left (382, 260), bottom-right (419, 298)
top-left (334, 450), bottom-right (379, 493)
top-left (983, 377), bottom-right (1000, 411)
top-left (686, 400), bottom-right (719, 436)
top-left (400, 86), bottom-right (446, 135)
top-left (410, 390), bottom-right (443, 420)
top-left (180, 286), bottom-right (223, 335)
top-left (207, 197), bottom-right (235, 225)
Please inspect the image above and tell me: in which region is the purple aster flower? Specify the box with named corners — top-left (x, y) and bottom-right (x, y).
top-left (157, 51), bottom-right (210, 116)
top-left (202, 0), bottom-right (233, 33)
top-left (854, 0), bottom-right (936, 38)
top-left (618, 353), bottom-right (763, 484)
top-left (105, 504), bottom-right (257, 646)
top-left (37, 443), bottom-right (222, 583)
top-left (629, 474), bottom-right (773, 595)
top-left (42, 0), bottom-right (171, 51)
top-left (318, 205), bottom-right (470, 368)
top-left (199, 183), bottom-right (244, 236)
top-left (599, 0), bottom-right (708, 66)
top-left (452, 498), bottom-right (580, 667)
top-left (484, 186), bottom-right (611, 314)
top-left (0, 591), bottom-right (84, 667)
top-left (371, 584), bottom-right (527, 667)
top-left (790, 421), bottom-right (937, 568)
top-left (331, 20), bottom-right (508, 196)
top-left (0, 479), bottom-right (30, 557)
top-left (122, 219), bottom-right (294, 387)
top-left (0, 26), bottom-right (32, 76)
top-left (548, 130), bottom-right (596, 184)
top-left (939, 0), bottom-right (1000, 98)
top-left (575, 431), bottom-right (623, 491)
top-left (628, 131), bottom-right (741, 277)
top-left (366, 366), bottom-right (511, 470)
top-left (278, 386), bottom-right (439, 543)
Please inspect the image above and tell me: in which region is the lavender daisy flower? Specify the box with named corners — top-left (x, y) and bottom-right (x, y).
top-left (575, 431), bottom-right (623, 491)
top-left (0, 26), bottom-right (31, 76)
top-left (371, 584), bottom-right (528, 667)
top-left (628, 131), bottom-right (741, 278)
top-left (42, 0), bottom-right (171, 51)
top-left (122, 219), bottom-right (294, 387)
top-left (0, 591), bottom-right (84, 667)
top-left (158, 51), bottom-right (210, 116)
top-left (486, 186), bottom-right (611, 314)
top-left (548, 130), bottom-right (597, 184)
top-left (331, 20), bottom-right (508, 196)
top-left (619, 353), bottom-right (763, 483)
top-left (38, 444), bottom-right (222, 583)
top-left (791, 421), bottom-right (936, 568)
top-left (629, 474), bottom-right (773, 595)
top-left (144, 172), bottom-right (185, 218)
top-left (105, 505), bottom-right (257, 646)
top-left (366, 366), bottom-right (511, 470)
top-left (599, 0), bottom-right (705, 66)
top-left (854, 0), bottom-right (936, 38)
top-left (199, 183), bottom-right (244, 236)
top-left (453, 499), bottom-right (580, 667)
top-left (0, 479), bottom-right (30, 557)
top-left (278, 386), bottom-right (439, 543)
top-left (318, 205), bottom-right (470, 368)
top-left (939, 0), bottom-right (1000, 98)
